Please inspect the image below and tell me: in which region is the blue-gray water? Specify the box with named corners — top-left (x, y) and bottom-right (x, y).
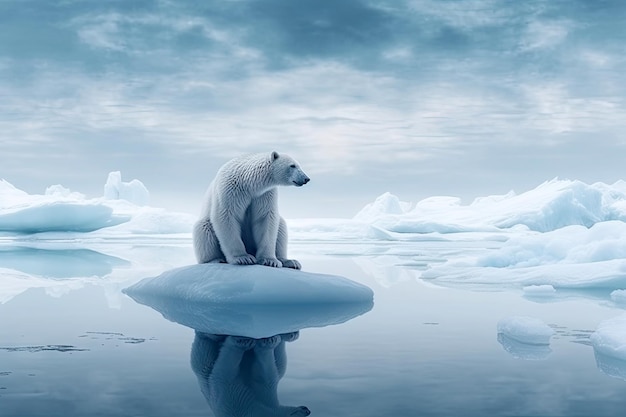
top-left (1, 242), bottom-right (625, 416)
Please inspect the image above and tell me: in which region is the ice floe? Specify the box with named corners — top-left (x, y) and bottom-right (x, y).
top-left (123, 264), bottom-right (374, 338)
top-left (497, 316), bottom-right (554, 360)
top-left (0, 173), bottom-right (194, 235)
top-left (421, 220), bottom-right (626, 291)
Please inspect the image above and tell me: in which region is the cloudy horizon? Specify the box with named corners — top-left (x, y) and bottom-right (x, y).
top-left (2, 0), bottom-right (626, 218)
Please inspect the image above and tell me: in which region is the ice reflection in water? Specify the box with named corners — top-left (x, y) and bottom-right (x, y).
top-left (124, 264), bottom-right (374, 416)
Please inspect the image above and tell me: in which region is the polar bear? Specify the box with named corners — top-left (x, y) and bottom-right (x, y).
top-left (190, 332), bottom-right (310, 417)
top-left (193, 151), bottom-right (309, 269)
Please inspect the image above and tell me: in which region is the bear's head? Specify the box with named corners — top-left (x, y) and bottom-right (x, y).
top-left (270, 151), bottom-right (310, 187)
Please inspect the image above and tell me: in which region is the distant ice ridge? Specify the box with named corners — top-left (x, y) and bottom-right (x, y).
top-left (353, 179), bottom-right (626, 234)
top-left (289, 179), bottom-right (626, 242)
top-left (0, 173), bottom-right (194, 234)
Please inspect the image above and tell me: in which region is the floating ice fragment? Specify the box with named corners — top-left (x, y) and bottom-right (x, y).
top-left (523, 285), bottom-right (556, 297)
top-left (497, 316), bottom-right (554, 345)
top-left (591, 314), bottom-right (626, 361)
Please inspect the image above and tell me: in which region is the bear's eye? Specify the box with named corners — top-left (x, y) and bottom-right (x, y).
top-left (289, 164), bottom-right (296, 168)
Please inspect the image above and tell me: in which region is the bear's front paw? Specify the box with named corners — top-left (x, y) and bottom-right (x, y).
top-left (257, 257), bottom-right (283, 268)
top-left (291, 406), bottom-right (311, 416)
top-left (229, 254), bottom-right (256, 265)
top-left (225, 336), bottom-right (256, 350)
top-left (280, 259), bottom-right (301, 270)
top-left (280, 331), bottom-right (299, 343)
top-left (208, 258), bottom-right (227, 264)
top-left (256, 335), bottom-right (281, 350)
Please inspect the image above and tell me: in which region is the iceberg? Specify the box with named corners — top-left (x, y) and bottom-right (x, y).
top-left (103, 171), bottom-right (149, 206)
top-left (123, 264), bottom-right (374, 338)
top-left (353, 192), bottom-right (411, 222)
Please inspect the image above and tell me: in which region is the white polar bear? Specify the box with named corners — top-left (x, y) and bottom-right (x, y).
top-left (193, 151), bottom-right (309, 269)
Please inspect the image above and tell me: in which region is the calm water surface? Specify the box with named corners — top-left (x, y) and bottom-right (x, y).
top-left (1, 240), bottom-right (625, 416)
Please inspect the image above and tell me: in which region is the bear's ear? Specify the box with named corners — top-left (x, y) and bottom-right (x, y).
top-left (271, 151), bottom-right (280, 161)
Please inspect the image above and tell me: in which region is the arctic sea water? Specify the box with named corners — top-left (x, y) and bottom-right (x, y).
top-left (2, 176), bottom-right (626, 416)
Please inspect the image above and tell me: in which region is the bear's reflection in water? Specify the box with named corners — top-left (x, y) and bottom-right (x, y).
top-left (191, 331), bottom-right (311, 417)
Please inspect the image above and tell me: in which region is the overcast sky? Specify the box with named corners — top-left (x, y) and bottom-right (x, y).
top-left (2, 0), bottom-right (625, 217)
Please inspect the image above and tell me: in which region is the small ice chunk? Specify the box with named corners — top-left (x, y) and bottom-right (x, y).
top-left (610, 290), bottom-right (626, 305)
top-left (523, 285), bottom-right (556, 297)
top-left (497, 316), bottom-right (554, 345)
top-left (591, 314), bottom-right (626, 361)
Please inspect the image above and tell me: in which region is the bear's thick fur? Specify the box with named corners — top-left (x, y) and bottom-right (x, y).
top-left (193, 151), bottom-right (309, 268)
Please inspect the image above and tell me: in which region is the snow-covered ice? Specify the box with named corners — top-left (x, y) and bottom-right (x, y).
top-left (2, 175), bottom-right (626, 296)
top-left (420, 220), bottom-right (626, 291)
top-left (124, 264), bottom-right (374, 338)
top-left (348, 179), bottom-right (626, 234)
top-left (497, 316), bottom-right (554, 345)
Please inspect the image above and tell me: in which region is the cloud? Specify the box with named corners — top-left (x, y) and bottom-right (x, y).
top-left (2, 0), bottom-right (626, 216)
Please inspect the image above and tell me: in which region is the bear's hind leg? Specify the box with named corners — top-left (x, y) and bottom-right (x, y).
top-left (192, 219), bottom-right (226, 264)
top-left (276, 217), bottom-right (301, 270)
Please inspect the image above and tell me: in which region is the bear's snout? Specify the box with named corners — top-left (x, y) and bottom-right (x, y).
top-left (293, 177), bottom-right (310, 187)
